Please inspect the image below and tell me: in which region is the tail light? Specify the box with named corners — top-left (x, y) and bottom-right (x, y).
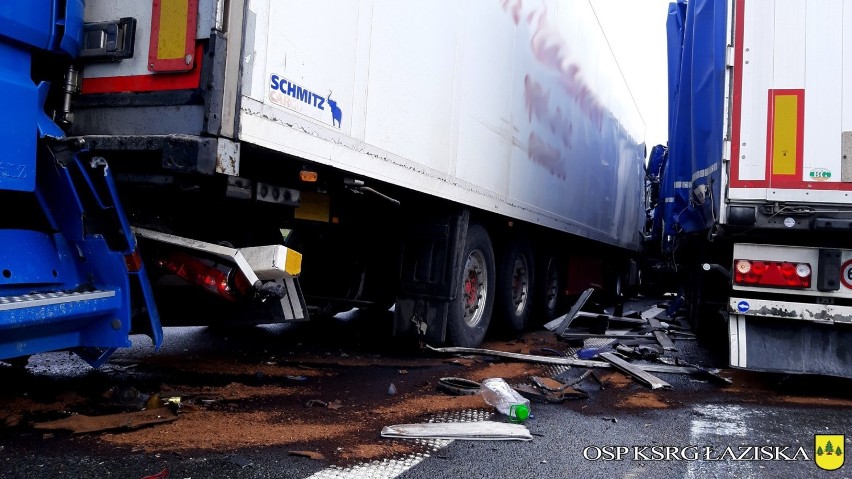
top-left (733, 259), bottom-right (811, 289)
top-left (156, 252), bottom-right (251, 301)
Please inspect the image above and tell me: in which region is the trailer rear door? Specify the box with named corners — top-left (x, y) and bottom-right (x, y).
top-left (729, 0), bottom-right (852, 204)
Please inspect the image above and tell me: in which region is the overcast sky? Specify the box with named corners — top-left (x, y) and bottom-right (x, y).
top-left (589, 0), bottom-right (672, 150)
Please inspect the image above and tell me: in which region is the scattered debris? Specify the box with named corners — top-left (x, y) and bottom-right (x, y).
top-left (514, 383), bottom-right (589, 403)
top-left (536, 348), bottom-right (566, 357)
top-left (658, 358), bottom-right (733, 385)
top-left (288, 450), bottom-right (327, 461)
top-left (546, 287), bottom-right (595, 335)
top-left (437, 377), bottom-right (482, 396)
top-left (590, 371), bottom-right (605, 390)
top-left (426, 345), bottom-right (609, 368)
top-left (327, 400), bottom-right (343, 410)
top-left (602, 417), bottom-right (618, 423)
top-left (643, 308), bottom-right (677, 351)
top-left (577, 346), bottom-right (613, 359)
top-left (614, 344), bottom-right (663, 360)
top-left (530, 376), bottom-right (567, 392)
top-left (615, 338), bottom-right (659, 347)
top-left (444, 358), bottom-right (476, 367)
top-left (599, 352), bottom-right (672, 390)
top-left (1, 413), bottom-right (22, 428)
top-left (227, 454), bottom-right (253, 468)
top-left (141, 467), bottom-right (170, 479)
top-left (387, 383), bottom-right (398, 395)
top-left (397, 369), bottom-right (409, 375)
top-left (305, 399), bottom-right (329, 408)
top-left (32, 407), bottom-right (178, 434)
top-left (559, 333), bottom-right (652, 340)
top-left (381, 421), bottom-right (533, 441)
top-left (286, 375), bottom-right (308, 382)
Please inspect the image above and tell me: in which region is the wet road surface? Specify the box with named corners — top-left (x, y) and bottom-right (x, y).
top-left (1, 304), bottom-right (850, 479)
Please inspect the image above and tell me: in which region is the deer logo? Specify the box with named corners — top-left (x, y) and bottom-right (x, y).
top-left (327, 91), bottom-right (342, 128)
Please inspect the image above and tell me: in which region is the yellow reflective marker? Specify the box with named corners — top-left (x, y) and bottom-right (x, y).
top-left (157, 0), bottom-right (188, 60)
top-left (283, 248), bottom-right (303, 276)
top-left (771, 93), bottom-right (799, 176)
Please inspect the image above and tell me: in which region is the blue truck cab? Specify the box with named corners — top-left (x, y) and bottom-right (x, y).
top-left (0, 0), bottom-right (162, 367)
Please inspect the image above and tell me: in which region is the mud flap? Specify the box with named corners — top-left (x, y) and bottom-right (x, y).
top-left (729, 314), bottom-right (852, 378)
top-left (394, 209), bottom-right (469, 344)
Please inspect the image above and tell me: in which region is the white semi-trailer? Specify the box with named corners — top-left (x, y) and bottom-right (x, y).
top-left (71, 0), bottom-right (645, 346)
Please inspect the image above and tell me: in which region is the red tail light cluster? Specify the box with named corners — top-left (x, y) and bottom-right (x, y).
top-left (734, 259), bottom-right (812, 289)
top-left (157, 252), bottom-right (251, 301)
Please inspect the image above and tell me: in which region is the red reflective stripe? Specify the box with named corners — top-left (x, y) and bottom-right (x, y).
top-left (80, 44), bottom-right (203, 94)
top-left (729, 0), bottom-right (757, 188)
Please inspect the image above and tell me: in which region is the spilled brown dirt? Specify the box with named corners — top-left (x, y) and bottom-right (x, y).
top-left (3, 327), bottom-right (852, 467)
top-left (614, 392), bottom-right (670, 409)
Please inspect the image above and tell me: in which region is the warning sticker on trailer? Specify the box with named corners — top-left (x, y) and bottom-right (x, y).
top-left (840, 260), bottom-right (852, 289)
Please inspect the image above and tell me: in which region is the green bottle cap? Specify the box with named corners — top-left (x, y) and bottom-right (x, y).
top-left (510, 403), bottom-right (530, 422)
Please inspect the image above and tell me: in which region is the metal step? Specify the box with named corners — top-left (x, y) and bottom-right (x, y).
top-left (0, 290), bottom-right (116, 312)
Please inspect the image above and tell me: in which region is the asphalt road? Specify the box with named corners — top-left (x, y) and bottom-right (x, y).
top-left (1, 304), bottom-right (850, 479)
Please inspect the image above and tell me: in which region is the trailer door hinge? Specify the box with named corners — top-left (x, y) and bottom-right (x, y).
top-left (726, 45), bottom-right (735, 68)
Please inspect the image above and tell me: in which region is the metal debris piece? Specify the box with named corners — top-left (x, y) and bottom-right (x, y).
top-left (560, 370), bottom-right (594, 388)
top-left (515, 383), bottom-right (588, 403)
top-left (546, 287), bottom-right (595, 335)
top-left (426, 345), bottom-right (609, 368)
top-left (614, 338), bottom-right (659, 347)
top-left (614, 344), bottom-right (663, 360)
top-left (642, 308), bottom-right (677, 351)
top-left (589, 371), bottom-right (605, 390)
top-left (227, 454), bottom-right (253, 468)
top-left (559, 333), bottom-right (653, 340)
top-left (657, 357), bottom-right (733, 385)
top-left (639, 364), bottom-right (701, 375)
top-left (289, 450), bottom-right (326, 461)
top-left (387, 383), bottom-right (398, 395)
top-left (381, 421), bottom-right (533, 441)
top-left (530, 376), bottom-right (566, 392)
top-left (599, 352), bottom-right (672, 390)
top-left (537, 348), bottom-right (566, 357)
top-left (305, 399), bottom-right (329, 408)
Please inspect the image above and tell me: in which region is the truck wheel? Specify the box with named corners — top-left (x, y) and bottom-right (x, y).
top-left (447, 224), bottom-right (495, 347)
top-left (535, 255), bottom-right (562, 324)
top-left (496, 239), bottom-right (534, 333)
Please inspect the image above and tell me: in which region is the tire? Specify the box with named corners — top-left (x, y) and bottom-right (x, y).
top-left (446, 223), bottom-right (495, 348)
top-left (535, 255), bottom-right (563, 324)
top-left (495, 239), bottom-right (534, 333)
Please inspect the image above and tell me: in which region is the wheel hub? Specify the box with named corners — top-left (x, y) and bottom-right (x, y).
top-left (462, 250), bottom-right (487, 327)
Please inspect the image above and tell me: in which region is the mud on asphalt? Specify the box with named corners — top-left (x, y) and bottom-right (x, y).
top-left (1, 306), bottom-right (851, 477)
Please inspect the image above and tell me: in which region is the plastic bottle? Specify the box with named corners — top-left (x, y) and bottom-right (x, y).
top-left (479, 378), bottom-right (531, 422)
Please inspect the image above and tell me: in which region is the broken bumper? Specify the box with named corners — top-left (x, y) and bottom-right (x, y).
top-left (728, 297), bottom-right (852, 378)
